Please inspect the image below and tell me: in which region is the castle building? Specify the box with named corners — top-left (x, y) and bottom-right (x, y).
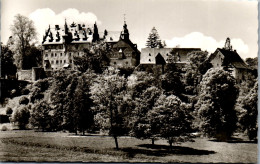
top-left (42, 20), bottom-right (139, 70)
top-left (109, 22), bottom-right (140, 67)
top-left (208, 38), bottom-right (252, 83)
top-left (140, 47), bottom-right (201, 67)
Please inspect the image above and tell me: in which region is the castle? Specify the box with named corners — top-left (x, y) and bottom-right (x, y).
top-left (42, 20), bottom-right (140, 71)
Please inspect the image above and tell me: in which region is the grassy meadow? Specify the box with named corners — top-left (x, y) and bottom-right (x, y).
top-left (0, 130), bottom-right (257, 163)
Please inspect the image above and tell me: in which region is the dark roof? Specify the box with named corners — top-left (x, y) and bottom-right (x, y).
top-left (210, 48), bottom-right (249, 69)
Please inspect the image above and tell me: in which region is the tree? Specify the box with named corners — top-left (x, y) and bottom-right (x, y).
top-left (239, 81), bottom-right (258, 140)
top-left (90, 67), bottom-right (127, 150)
top-left (161, 54), bottom-right (184, 98)
top-left (73, 42), bottom-right (110, 73)
top-left (184, 51), bottom-right (212, 94)
top-left (10, 14), bottom-right (37, 69)
top-left (30, 100), bottom-right (54, 131)
top-left (22, 45), bottom-right (42, 69)
top-left (146, 27), bottom-right (162, 48)
top-left (147, 94), bottom-right (193, 150)
top-left (1, 43), bottom-right (17, 78)
top-left (50, 70), bottom-right (95, 133)
top-left (130, 86), bottom-right (162, 145)
top-left (245, 57), bottom-right (258, 69)
top-left (72, 72), bottom-right (95, 135)
top-left (13, 105), bottom-right (30, 129)
top-left (195, 68), bottom-right (239, 141)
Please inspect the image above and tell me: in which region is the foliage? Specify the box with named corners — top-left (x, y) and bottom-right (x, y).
top-left (30, 100), bottom-right (54, 131)
top-left (13, 105), bottom-right (31, 129)
top-left (239, 81), bottom-right (258, 140)
top-left (19, 96), bottom-right (29, 105)
top-left (184, 51), bottom-right (212, 94)
top-left (130, 86), bottom-right (162, 140)
top-left (90, 67), bottom-right (127, 149)
top-left (127, 71), bottom-right (156, 99)
top-left (161, 54), bottom-right (184, 98)
top-left (1, 43), bottom-right (17, 78)
top-left (146, 27), bottom-right (163, 48)
top-left (22, 45), bottom-right (42, 69)
top-left (50, 70), bottom-right (95, 133)
top-left (195, 68), bottom-right (239, 141)
top-left (73, 42), bottom-right (110, 73)
top-left (245, 57), bottom-right (258, 69)
top-left (6, 107), bottom-right (13, 115)
top-left (10, 14), bottom-right (37, 70)
top-left (147, 94), bottom-right (193, 149)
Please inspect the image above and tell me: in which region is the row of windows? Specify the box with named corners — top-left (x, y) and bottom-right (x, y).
top-left (50, 60), bottom-right (72, 64)
top-left (45, 52), bottom-right (82, 57)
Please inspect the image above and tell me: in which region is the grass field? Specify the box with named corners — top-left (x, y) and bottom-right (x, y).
top-left (0, 130), bottom-right (257, 163)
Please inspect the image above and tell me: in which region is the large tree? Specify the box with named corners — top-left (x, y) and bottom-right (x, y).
top-left (146, 27), bottom-right (163, 48)
top-left (147, 94), bottom-right (193, 150)
top-left (10, 14), bottom-right (37, 69)
top-left (90, 67), bottom-right (127, 150)
top-left (195, 68), bottom-right (239, 141)
top-left (130, 86), bottom-right (162, 145)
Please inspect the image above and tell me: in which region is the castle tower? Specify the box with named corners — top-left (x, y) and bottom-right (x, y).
top-left (120, 15), bottom-right (129, 41)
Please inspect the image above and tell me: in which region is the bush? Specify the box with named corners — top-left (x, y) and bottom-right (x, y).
top-left (6, 107), bottom-right (13, 115)
top-left (13, 106), bottom-right (30, 129)
top-left (19, 96), bottom-right (29, 105)
top-left (1, 126), bottom-right (7, 131)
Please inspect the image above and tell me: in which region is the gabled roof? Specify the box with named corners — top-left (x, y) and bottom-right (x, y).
top-left (210, 48), bottom-right (249, 69)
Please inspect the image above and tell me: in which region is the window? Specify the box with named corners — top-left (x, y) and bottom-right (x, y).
top-left (56, 60), bottom-right (59, 64)
top-left (166, 53), bottom-right (168, 56)
top-left (60, 53), bottom-right (62, 57)
top-left (45, 54), bottom-right (48, 57)
top-left (149, 59), bottom-right (151, 62)
top-left (69, 60), bottom-right (72, 63)
top-left (55, 53), bottom-right (57, 57)
top-left (51, 53), bottom-right (53, 57)
top-left (126, 61), bottom-right (128, 65)
top-left (51, 61), bottom-right (54, 64)
top-left (114, 62), bottom-right (117, 65)
top-left (149, 53), bottom-right (151, 56)
top-left (64, 60), bottom-right (66, 63)
top-left (69, 53), bottom-right (71, 57)
top-left (78, 52), bottom-right (80, 56)
top-left (60, 60), bottom-right (62, 64)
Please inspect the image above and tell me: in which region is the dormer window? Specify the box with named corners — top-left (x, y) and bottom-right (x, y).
top-left (119, 49), bottom-right (122, 53)
top-left (149, 59), bottom-right (151, 62)
top-left (149, 53), bottom-right (151, 56)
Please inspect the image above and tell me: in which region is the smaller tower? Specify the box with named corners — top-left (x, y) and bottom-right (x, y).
top-left (120, 14), bottom-right (129, 41)
top-left (224, 37), bottom-right (232, 51)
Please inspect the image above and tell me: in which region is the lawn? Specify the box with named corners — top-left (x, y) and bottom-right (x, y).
top-left (0, 130), bottom-right (257, 163)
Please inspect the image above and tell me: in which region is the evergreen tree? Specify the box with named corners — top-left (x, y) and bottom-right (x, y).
top-left (146, 27), bottom-right (162, 48)
top-left (92, 22), bottom-right (100, 42)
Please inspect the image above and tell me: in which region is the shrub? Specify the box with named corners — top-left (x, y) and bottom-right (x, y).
top-left (13, 106), bottom-right (30, 129)
top-left (1, 126), bottom-right (7, 131)
top-left (6, 107), bottom-right (13, 115)
top-left (19, 96), bottom-right (29, 105)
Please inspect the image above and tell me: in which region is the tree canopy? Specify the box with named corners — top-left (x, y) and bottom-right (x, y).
top-left (195, 68), bottom-right (239, 141)
top-left (10, 14), bottom-right (37, 70)
top-left (146, 27), bottom-right (163, 48)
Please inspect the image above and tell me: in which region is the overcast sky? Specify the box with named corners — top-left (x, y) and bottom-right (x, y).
top-left (1, 0), bottom-right (258, 59)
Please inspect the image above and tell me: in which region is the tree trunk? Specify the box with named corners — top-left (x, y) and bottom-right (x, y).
top-left (169, 140), bottom-right (173, 151)
top-left (114, 136), bottom-right (119, 150)
top-left (152, 138), bottom-right (155, 145)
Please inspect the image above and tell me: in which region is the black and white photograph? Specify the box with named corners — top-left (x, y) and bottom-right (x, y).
top-left (0, 0), bottom-right (258, 163)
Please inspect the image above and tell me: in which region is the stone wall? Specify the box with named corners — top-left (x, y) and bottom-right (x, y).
top-left (17, 70), bottom-right (32, 81)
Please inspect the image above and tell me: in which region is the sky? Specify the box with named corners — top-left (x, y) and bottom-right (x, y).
top-left (1, 0), bottom-right (258, 59)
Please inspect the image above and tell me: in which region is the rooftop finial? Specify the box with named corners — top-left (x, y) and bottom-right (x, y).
top-left (124, 14), bottom-right (126, 24)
